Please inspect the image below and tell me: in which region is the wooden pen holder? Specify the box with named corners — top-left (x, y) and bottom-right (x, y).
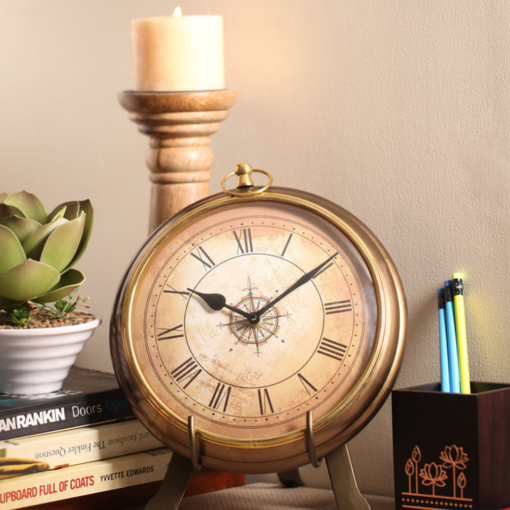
top-left (118, 90), bottom-right (237, 233)
top-left (392, 383), bottom-right (510, 510)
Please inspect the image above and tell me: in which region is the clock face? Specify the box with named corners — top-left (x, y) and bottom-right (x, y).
top-left (127, 200), bottom-right (379, 442)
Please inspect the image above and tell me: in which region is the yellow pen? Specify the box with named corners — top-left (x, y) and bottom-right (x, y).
top-left (452, 273), bottom-right (470, 394)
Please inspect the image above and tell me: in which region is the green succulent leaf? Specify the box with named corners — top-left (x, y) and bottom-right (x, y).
top-left (46, 205), bottom-right (67, 223)
top-left (0, 216), bottom-right (42, 244)
top-left (0, 203), bottom-right (26, 221)
top-left (63, 201), bottom-right (80, 220)
top-left (0, 194), bottom-right (93, 306)
top-left (63, 200), bottom-right (94, 272)
top-left (0, 259), bottom-right (60, 302)
top-left (0, 225), bottom-right (27, 277)
top-left (3, 191), bottom-right (47, 224)
top-left (23, 218), bottom-right (68, 261)
top-left (40, 212), bottom-right (86, 272)
top-left (10, 307), bottom-right (31, 326)
top-left (51, 201), bottom-right (80, 221)
top-left (34, 269), bottom-right (85, 303)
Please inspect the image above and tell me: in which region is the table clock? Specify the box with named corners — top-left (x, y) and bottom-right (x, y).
top-left (111, 163), bottom-right (407, 510)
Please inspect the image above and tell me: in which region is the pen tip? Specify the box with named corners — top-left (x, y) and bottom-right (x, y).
top-left (444, 280), bottom-right (452, 286)
top-left (452, 272), bottom-right (462, 279)
top-left (438, 288), bottom-right (444, 294)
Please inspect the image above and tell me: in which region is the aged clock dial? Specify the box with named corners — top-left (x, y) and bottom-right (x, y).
top-left (111, 181), bottom-right (406, 473)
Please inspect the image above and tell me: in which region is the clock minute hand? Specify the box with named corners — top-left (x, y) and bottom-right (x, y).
top-left (187, 288), bottom-right (252, 320)
top-left (256, 252), bottom-right (338, 316)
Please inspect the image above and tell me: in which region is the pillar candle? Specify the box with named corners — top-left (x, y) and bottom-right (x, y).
top-left (132, 8), bottom-right (224, 92)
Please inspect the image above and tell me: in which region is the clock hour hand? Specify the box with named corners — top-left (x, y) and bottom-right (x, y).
top-left (187, 288), bottom-right (252, 320)
top-left (256, 251), bottom-right (338, 316)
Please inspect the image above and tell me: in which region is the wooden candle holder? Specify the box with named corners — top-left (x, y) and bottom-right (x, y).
top-left (118, 90), bottom-right (237, 232)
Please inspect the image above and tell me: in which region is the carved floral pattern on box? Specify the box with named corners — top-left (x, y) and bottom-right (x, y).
top-left (402, 445), bottom-right (473, 510)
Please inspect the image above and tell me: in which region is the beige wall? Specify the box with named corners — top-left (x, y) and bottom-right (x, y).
top-left (1, 0), bottom-right (509, 497)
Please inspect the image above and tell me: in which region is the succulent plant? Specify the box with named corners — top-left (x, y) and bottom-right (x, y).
top-left (0, 191), bottom-right (93, 311)
top-left (10, 308), bottom-right (31, 326)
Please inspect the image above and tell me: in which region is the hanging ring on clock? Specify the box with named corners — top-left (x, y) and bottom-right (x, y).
top-left (188, 415), bottom-right (202, 471)
top-left (305, 410), bottom-right (323, 468)
top-left (221, 162), bottom-right (273, 198)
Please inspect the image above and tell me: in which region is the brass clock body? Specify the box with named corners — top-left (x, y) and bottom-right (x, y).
top-left (111, 180), bottom-right (406, 474)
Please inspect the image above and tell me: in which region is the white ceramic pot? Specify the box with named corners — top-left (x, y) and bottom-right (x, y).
top-left (0, 317), bottom-right (101, 395)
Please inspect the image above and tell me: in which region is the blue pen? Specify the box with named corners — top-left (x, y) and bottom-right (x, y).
top-left (437, 289), bottom-right (450, 392)
top-left (444, 281), bottom-right (460, 393)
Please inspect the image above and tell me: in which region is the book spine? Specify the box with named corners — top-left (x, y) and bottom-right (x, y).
top-left (0, 448), bottom-right (172, 509)
top-left (0, 390), bottom-right (135, 441)
top-left (0, 420), bottom-right (163, 476)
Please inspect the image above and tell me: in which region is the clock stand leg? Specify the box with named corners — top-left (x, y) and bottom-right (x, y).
top-left (306, 410), bottom-right (370, 510)
top-left (325, 445), bottom-right (371, 510)
top-left (145, 416), bottom-right (201, 510)
top-left (144, 452), bottom-right (193, 510)
top-left (277, 469), bottom-right (305, 487)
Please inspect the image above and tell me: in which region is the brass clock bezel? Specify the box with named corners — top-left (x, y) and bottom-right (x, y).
top-left (110, 186), bottom-right (407, 474)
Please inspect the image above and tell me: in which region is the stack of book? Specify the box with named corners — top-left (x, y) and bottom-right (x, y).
top-left (0, 367), bottom-right (172, 509)
top-left (0, 367), bottom-right (245, 509)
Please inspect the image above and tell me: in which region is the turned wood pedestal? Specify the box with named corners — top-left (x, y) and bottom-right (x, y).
top-left (118, 90), bottom-right (238, 233)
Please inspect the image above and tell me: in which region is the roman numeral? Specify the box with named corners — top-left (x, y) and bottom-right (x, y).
top-left (190, 247), bottom-right (215, 271)
top-left (163, 286), bottom-right (190, 299)
top-left (157, 324), bottom-right (184, 341)
top-left (325, 300), bottom-right (352, 315)
top-left (171, 358), bottom-right (202, 389)
top-left (297, 373), bottom-right (317, 396)
top-left (281, 233), bottom-right (293, 257)
top-left (234, 228), bottom-right (253, 254)
top-left (258, 388), bottom-right (274, 415)
top-left (209, 383), bottom-right (232, 412)
top-left (318, 338), bottom-right (347, 362)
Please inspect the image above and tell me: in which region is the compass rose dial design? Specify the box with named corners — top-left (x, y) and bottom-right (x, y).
top-left (224, 278), bottom-right (288, 352)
